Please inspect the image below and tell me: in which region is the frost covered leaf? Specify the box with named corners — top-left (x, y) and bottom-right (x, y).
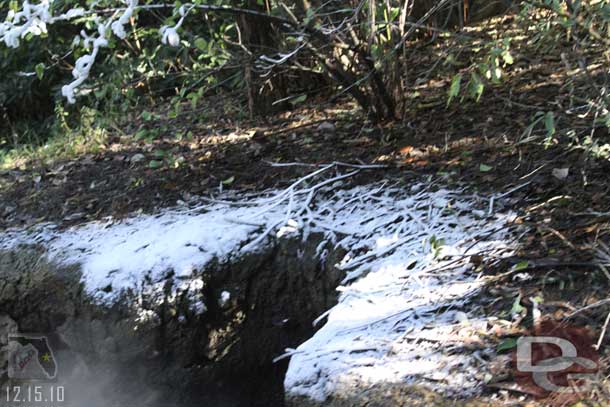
top-left (161, 26), bottom-right (180, 47)
top-left (552, 167), bottom-right (569, 180)
top-left (218, 291), bottom-right (231, 309)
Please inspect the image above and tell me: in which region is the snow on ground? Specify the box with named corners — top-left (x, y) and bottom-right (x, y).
top-left (0, 165), bottom-right (517, 399)
top-left (280, 182), bottom-right (517, 401)
top-left (0, 202), bottom-right (283, 300)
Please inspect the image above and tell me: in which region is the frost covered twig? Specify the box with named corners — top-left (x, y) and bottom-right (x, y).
top-left (0, 1), bottom-right (85, 48)
top-left (240, 167), bottom-right (360, 251)
top-left (61, 18), bottom-right (110, 103)
top-left (1, 0), bottom-right (305, 103)
top-left (160, 4), bottom-right (193, 47)
top-left (264, 160), bottom-right (387, 169)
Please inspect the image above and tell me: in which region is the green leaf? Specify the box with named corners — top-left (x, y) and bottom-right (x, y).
top-left (290, 94), bottom-right (307, 106)
top-left (187, 92), bottom-right (199, 109)
top-left (479, 163), bottom-right (493, 172)
top-left (222, 176), bottom-right (235, 185)
top-left (544, 111), bottom-right (556, 139)
top-left (513, 260), bottom-right (529, 271)
top-left (35, 63), bottom-right (45, 80)
top-left (467, 73), bottom-right (485, 102)
top-left (141, 111), bottom-right (152, 121)
top-left (304, 7), bottom-right (315, 25)
top-left (511, 295), bottom-right (525, 315)
top-left (94, 87), bottom-right (107, 100)
top-left (194, 38), bottom-right (207, 51)
top-left (447, 74), bottom-right (462, 107)
top-left (497, 337), bottom-right (518, 352)
top-left (148, 160), bottom-right (163, 169)
top-left (135, 129), bottom-right (148, 140)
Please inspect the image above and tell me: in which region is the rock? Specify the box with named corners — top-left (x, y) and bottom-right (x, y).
top-left (316, 121), bottom-right (335, 134)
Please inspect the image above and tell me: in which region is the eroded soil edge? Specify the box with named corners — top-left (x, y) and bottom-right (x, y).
top-left (0, 235), bottom-right (345, 406)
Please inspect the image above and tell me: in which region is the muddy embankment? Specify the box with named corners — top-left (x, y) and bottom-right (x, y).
top-left (0, 234), bottom-right (345, 407)
top-left (0, 169), bottom-right (518, 407)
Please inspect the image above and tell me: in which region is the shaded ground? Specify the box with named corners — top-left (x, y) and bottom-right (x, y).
top-left (1, 12), bottom-right (609, 405)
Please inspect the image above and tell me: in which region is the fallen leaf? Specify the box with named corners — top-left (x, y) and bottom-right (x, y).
top-left (552, 167), bottom-right (569, 180)
top-left (497, 337), bottom-right (518, 352)
top-left (399, 145), bottom-right (414, 155)
top-left (513, 260), bottom-right (529, 271)
top-left (479, 164), bottom-right (493, 172)
top-left (148, 160), bottom-right (163, 169)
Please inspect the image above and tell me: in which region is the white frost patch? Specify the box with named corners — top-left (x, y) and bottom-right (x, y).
top-left (0, 203), bottom-right (283, 301)
top-left (281, 185), bottom-right (516, 402)
top-left (218, 290), bottom-right (231, 308)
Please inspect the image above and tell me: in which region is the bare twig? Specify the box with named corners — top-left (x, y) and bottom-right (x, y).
top-left (595, 311), bottom-right (610, 351)
top-left (567, 298), bottom-right (610, 319)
